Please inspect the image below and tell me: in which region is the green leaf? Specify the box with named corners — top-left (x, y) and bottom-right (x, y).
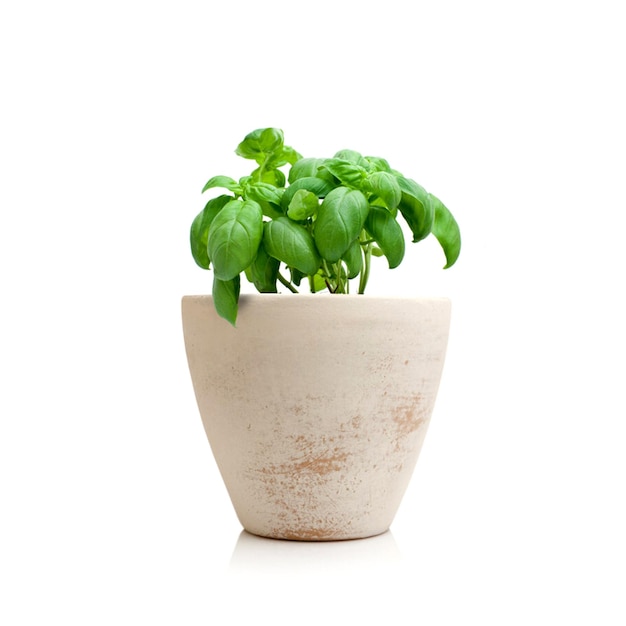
top-left (263, 217), bottom-right (321, 276)
top-left (311, 271), bottom-right (328, 293)
top-left (321, 158), bottom-right (368, 188)
top-left (287, 189), bottom-right (319, 221)
top-left (396, 176), bottom-right (434, 242)
top-left (244, 182), bottom-right (283, 205)
top-left (202, 175), bottom-right (241, 195)
top-left (314, 186), bottom-right (369, 263)
top-left (365, 206), bottom-right (406, 269)
top-left (251, 167), bottom-right (286, 187)
top-left (248, 242), bottom-right (280, 292)
top-left (333, 149), bottom-right (363, 164)
top-left (189, 194), bottom-right (232, 269)
top-left (430, 194), bottom-right (461, 268)
top-left (212, 274), bottom-right (240, 326)
top-left (342, 239), bottom-right (363, 279)
top-left (244, 182), bottom-right (284, 218)
top-left (266, 145), bottom-right (301, 168)
top-left (290, 267), bottom-right (305, 286)
top-left (288, 158), bottom-right (325, 183)
top-left (235, 128), bottom-right (285, 163)
top-left (207, 199), bottom-right (264, 281)
top-left (364, 156), bottom-right (391, 172)
top-left (364, 171), bottom-right (402, 210)
top-left (280, 176), bottom-right (335, 210)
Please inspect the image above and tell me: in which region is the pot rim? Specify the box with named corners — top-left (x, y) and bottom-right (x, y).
top-left (182, 293), bottom-right (451, 302)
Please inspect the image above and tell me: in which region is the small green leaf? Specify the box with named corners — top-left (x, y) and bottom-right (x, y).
top-left (321, 158), bottom-right (368, 188)
top-left (189, 194), bottom-right (232, 269)
top-left (266, 145), bottom-right (301, 168)
top-left (235, 128), bottom-right (284, 163)
top-left (311, 271), bottom-right (328, 293)
top-left (287, 189), bottom-right (319, 221)
top-left (342, 239), bottom-right (363, 279)
top-left (333, 149), bottom-right (363, 164)
top-left (244, 182), bottom-right (284, 218)
top-left (364, 171), bottom-right (402, 210)
top-left (288, 158), bottom-right (325, 183)
top-left (290, 267), bottom-right (305, 286)
top-left (251, 167), bottom-right (286, 187)
top-left (396, 176), bottom-right (434, 242)
top-left (202, 175), bottom-right (241, 195)
top-left (212, 274), bottom-right (240, 326)
top-left (364, 156), bottom-right (391, 172)
top-left (430, 194), bottom-right (461, 268)
top-left (263, 217), bottom-right (321, 276)
top-left (249, 242), bottom-right (280, 292)
top-left (314, 186), bottom-right (369, 262)
top-left (244, 182), bottom-right (283, 205)
top-left (280, 176), bottom-right (335, 210)
top-left (207, 199), bottom-right (264, 281)
top-left (365, 206), bottom-right (406, 269)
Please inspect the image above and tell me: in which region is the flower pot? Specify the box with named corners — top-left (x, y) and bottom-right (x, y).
top-left (182, 294), bottom-right (451, 541)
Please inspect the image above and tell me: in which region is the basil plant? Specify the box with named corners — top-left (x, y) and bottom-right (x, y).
top-left (190, 128), bottom-right (461, 325)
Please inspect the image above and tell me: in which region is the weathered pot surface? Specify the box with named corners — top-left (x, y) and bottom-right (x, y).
top-left (182, 294), bottom-right (451, 541)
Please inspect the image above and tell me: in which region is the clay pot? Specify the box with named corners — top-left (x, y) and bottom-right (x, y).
top-left (182, 294), bottom-right (451, 541)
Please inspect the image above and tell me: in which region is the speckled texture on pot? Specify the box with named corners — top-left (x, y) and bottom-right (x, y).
top-left (182, 294), bottom-right (451, 541)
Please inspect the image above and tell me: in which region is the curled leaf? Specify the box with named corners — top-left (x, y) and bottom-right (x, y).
top-left (430, 194), bottom-right (461, 268)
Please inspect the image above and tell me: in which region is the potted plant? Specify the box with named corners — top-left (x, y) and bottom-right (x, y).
top-left (182, 128), bottom-right (461, 541)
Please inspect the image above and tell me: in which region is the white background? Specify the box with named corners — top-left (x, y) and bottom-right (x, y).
top-left (1, 0), bottom-right (625, 623)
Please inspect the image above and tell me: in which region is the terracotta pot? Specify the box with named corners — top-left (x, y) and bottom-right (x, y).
top-left (182, 294), bottom-right (451, 541)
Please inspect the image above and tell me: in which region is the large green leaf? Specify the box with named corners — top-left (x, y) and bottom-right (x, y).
top-left (430, 194), bottom-right (461, 268)
top-left (263, 217), bottom-right (321, 276)
top-left (365, 206), bottom-right (405, 269)
top-left (314, 186), bottom-right (369, 262)
top-left (189, 194), bottom-right (232, 269)
top-left (212, 274), bottom-right (240, 326)
top-left (207, 199), bottom-right (264, 281)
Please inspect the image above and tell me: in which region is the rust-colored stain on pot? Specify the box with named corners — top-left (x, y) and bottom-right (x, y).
top-left (393, 393), bottom-right (427, 437)
top-left (261, 449), bottom-right (349, 476)
top-left (274, 527), bottom-right (344, 541)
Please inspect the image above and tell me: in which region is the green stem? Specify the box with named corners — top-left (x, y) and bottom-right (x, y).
top-left (321, 260), bottom-right (335, 292)
top-left (358, 241), bottom-right (372, 294)
top-left (255, 155), bottom-right (270, 182)
top-left (277, 271), bottom-right (299, 293)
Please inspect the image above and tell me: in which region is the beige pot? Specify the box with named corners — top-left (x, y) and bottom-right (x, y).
top-left (182, 294), bottom-right (451, 541)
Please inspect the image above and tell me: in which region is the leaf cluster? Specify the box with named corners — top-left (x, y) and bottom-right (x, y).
top-left (190, 128), bottom-right (461, 325)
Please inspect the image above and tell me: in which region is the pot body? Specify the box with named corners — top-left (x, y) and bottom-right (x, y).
top-left (182, 294), bottom-right (451, 541)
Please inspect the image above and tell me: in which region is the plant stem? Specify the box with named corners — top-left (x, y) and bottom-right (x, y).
top-left (277, 272), bottom-right (299, 293)
top-left (358, 241), bottom-right (372, 294)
